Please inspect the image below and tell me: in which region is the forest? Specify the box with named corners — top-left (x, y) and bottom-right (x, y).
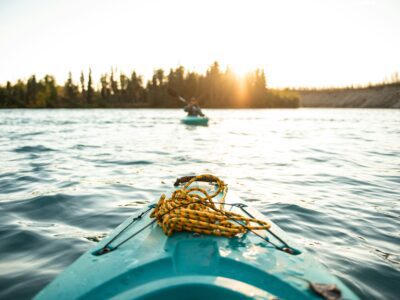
top-left (0, 62), bottom-right (299, 109)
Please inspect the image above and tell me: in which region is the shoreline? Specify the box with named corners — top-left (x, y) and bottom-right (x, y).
top-left (2, 83), bottom-right (399, 109)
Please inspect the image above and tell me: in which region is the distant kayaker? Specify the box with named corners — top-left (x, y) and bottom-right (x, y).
top-left (184, 97), bottom-right (205, 117)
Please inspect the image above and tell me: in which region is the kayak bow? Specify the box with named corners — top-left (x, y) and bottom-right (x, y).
top-left (181, 116), bottom-right (209, 126)
top-left (35, 175), bottom-right (358, 300)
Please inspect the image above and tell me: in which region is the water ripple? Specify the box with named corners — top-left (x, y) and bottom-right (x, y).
top-left (14, 145), bottom-right (55, 153)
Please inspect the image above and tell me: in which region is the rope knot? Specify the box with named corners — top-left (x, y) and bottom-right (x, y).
top-left (150, 175), bottom-right (271, 238)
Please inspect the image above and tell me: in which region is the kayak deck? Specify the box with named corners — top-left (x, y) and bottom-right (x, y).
top-left (35, 184), bottom-right (358, 300)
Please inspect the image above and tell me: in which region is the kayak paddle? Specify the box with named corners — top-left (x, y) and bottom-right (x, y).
top-left (167, 88), bottom-right (187, 104)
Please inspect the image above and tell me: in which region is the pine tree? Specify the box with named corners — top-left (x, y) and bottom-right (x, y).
top-left (110, 69), bottom-right (119, 96)
top-left (87, 69), bottom-right (94, 104)
top-left (80, 71), bottom-right (86, 104)
top-left (26, 75), bottom-right (37, 106)
top-left (64, 72), bottom-right (78, 102)
top-left (100, 74), bottom-right (110, 99)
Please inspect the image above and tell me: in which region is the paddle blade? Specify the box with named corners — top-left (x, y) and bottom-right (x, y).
top-left (167, 88), bottom-right (178, 97)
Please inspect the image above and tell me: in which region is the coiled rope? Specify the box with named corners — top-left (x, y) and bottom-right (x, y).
top-left (150, 174), bottom-right (271, 237)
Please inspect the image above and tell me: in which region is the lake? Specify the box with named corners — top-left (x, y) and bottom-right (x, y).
top-left (0, 108), bottom-right (399, 299)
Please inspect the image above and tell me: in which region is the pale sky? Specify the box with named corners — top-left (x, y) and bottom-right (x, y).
top-left (0, 0), bottom-right (399, 87)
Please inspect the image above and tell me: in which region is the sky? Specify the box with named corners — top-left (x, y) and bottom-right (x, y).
top-left (0, 0), bottom-right (399, 88)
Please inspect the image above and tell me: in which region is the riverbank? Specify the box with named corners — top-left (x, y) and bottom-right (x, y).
top-left (297, 83), bottom-right (400, 108)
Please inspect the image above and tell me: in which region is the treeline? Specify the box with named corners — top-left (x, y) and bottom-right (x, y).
top-left (0, 62), bottom-right (299, 108)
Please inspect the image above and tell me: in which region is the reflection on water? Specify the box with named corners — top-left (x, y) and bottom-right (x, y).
top-left (0, 108), bottom-right (399, 299)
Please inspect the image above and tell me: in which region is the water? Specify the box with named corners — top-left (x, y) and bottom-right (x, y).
top-left (0, 108), bottom-right (399, 299)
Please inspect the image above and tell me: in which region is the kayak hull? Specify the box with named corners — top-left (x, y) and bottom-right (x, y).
top-left (181, 116), bottom-right (209, 126)
top-left (35, 186), bottom-right (358, 300)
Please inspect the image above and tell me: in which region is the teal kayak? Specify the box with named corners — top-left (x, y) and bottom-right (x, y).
top-left (181, 115), bottom-right (209, 126)
top-left (35, 176), bottom-right (358, 300)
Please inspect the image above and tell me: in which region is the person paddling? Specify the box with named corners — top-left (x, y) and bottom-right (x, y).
top-left (184, 97), bottom-right (205, 117)
top-left (167, 88), bottom-right (206, 119)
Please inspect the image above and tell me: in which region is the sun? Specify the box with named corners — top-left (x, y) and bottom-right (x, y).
top-left (229, 64), bottom-right (252, 79)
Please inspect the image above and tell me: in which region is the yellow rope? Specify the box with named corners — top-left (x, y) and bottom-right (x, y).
top-left (150, 174), bottom-right (270, 237)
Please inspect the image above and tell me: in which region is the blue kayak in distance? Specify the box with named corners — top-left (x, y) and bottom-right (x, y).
top-left (35, 181), bottom-right (358, 300)
top-left (181, 115), bottom-right (209, 126)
